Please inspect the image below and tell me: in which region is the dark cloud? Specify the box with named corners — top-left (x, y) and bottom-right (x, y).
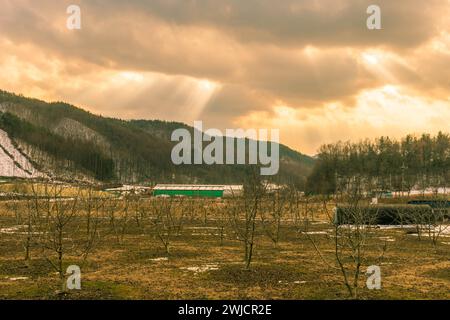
top-left (90, 0), bottom-right (445, 48)
top-left (0, 0), bottom-right (449, 154)
top-left (1, 1), bottom-right (446, 82)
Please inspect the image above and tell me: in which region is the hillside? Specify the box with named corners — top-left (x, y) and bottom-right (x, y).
top-left (0, 90), bottom-right (314, 187)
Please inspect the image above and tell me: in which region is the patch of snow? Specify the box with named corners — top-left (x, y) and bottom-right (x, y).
top-left (0, 225), bottom-right (43, 235)
top-left (187, 227), bottom-right (219, 230)
top-left (0, 103), bottom-right (8, 112)
top-left (378, 236), bottom-right (396, 242)
top-left (181, 264), bottom-right (219, 273)
top-left (53, 118), bottom-right (110, 150)
top-left (48, 198), bottom-right (76, 203)
top-left (279, 280), bottom-right (307, 285)
top-left (9, 277), bottom-right (29, 281)
top-left (0, 226), bottom-right (22, 234)
top-left (149, 257), bottom-right (169, 262)
top-left (0, 129), bottom-right (43, 178)
top-left (191, 232), bottom-right (226, 236)
top-left (408, 225), bottom-right (450, 237)
top-left (310, 221), bottom-right (329, 225)
top-left (303, 231), bottom-right (329, 235)
top-left (378, 225), bottom-right (412, 230)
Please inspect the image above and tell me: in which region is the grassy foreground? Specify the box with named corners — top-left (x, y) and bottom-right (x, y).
top-left (0, 185), bottom-right (449, 300)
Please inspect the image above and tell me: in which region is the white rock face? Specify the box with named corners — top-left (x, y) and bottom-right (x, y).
top-left (53, 118), bottom-right (110, 150)
top-left (0, 129), bottom-right (43, 178)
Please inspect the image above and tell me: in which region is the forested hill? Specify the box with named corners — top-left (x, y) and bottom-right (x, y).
top-left (0, 90), bottom-right (314, 187)
top-left (306, 134), bottom-right (450, 195)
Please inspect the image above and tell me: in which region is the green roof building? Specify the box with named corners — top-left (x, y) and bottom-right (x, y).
top-left (153, 184), bottom-right (243, 198)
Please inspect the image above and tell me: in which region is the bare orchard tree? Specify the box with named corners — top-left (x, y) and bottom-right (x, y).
top-left (302, 177), bottom-right (387, 299)
top-left (36, 184), bottom-right (97, 292)
top-left (404, 204), bottom-right (437, 242)
top-left (286, 184), bottom-right (301, 225)
top-left (5, 181), bottom-right (23, 223)
top-left (22, 194), bottom-right (38, 263)
top-left (36, 184), bottom-right (79, 288)
top-left (296, 195), bottom-right (322, 234)
top-left (104, 194), bottom-right (132, 245)
top-left (332, 200), bottom-right (387, 299)
top-left (146, 197), bottom-right (185, 256)
top-left (416, 197), bottom-right (449, 248)
top-left (81, 185), bottom-right (102, 236)
top-left (331, 179), bottom-right (372, 299)
top-left (228, 169), bottom-right (264, 269)
top-left (427, 200), bottom-right (450, 248)
top-left (260, 190), bottom-right (287, 246)
top-left (117, 194), bottom-right (132, 244)
top-left (79, 186), bottom-right (104, 263)
top-left (209, 200), bottom-right (228, 246)
top-left (104, 196), bottom-right (120, 240)
top-left (4, 184), bottom-right (36, 263)
top-left (183, 197), bottom-right (197, 223)
top-left (130, 194), bottom-right (146, 229)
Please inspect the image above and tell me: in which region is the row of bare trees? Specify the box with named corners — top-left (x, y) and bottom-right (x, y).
top-left (5, 184), bottom-right (100, 290)
top-left (2, 179), bottom-right (448, 298)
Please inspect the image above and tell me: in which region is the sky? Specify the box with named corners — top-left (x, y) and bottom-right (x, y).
top-left (0, 0), bottom-right (449, 155)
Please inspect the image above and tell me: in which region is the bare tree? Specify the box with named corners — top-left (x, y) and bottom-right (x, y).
top-left (419, 197), bottom-right (449, 248)
top-left (260, 190), bottom-right (287, 246)
top-left (302, 177), bottom-right (388, 299)
top-left (333, 199), bottom-right (388, 299)
top-left (35, 183), bottom-right (98, 292)
top-left (5, 183), bottom-right (36, 263)
top-left (36, 184), bottom-right (80, 289)
top-left (104, 195), bottom-right (131, 245)
top-left (147, 197), bottom-right (185, 256)
top-left (210, 200), bottom-right (228, 246)
top-left (228, 170), bottom-right (264, 269)
top-left (79, 186), bottom-right (103, 263)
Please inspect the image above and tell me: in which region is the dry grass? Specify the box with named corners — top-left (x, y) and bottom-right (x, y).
top-left (0, 190), bottom-right (449, 300)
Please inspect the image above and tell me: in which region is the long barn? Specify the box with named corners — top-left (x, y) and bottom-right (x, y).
top-left (153, 184), bottom-right (243, 198)
top-left (333, 204), bottom-right (439, 225)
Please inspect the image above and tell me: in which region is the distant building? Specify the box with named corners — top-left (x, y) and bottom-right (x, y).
top-left (105, 185), bottom-right (152, 196)
top-left (263, 183), bottom-right (286, 193)
top-left (153, 184), bottom-right (243, 198)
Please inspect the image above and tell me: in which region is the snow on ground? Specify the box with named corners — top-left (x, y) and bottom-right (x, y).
top-left (0, 225), bottom-right (44, 235)
top-left (181, 264), bottom-right (219, 273)
top-left (278, 280), bottom-right (307, 285)
top-left (408, 225), bottom-right (450, 237)
top-left (303, 231), bottom-right (329, 235)
top-left (0, 129), bottom-right (43, 178)
top-left (378, 236), bottom-right (396, 242)
top-left (8, 277), bottom-right (29, 281)
top-left (149, 257), bottom-right (169, 262)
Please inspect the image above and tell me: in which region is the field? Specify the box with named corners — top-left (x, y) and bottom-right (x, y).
top-left (0, 182), bottom-right (449, 300)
